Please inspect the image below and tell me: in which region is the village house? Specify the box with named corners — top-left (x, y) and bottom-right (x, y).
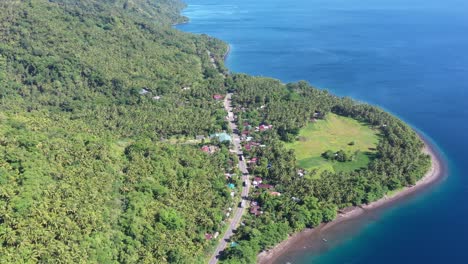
top-left (201, 146), bottom-right (210, 152)
top-left (210, 132), bottom-right (232, 143)
top-left (255, 124), bottom-right (273, 132)
top-left (248, 157), bottom-right (258, 164)
top-left (250, 201), bottom-right (263, 216)
top-left (139, 88), bottom-right (150, 95)
top-left (292, 197), bottom-right (301, 202)
top-left (245, 141), bottom-right (260, 149)
top-left (252, 177), bottom-right (263, 186)
top-left (201, 145), bottom-right (218, 154)
top-left (205, 233), bottom-right (213, 240)
top-left (213, 94), bottom-right (224, 100)
top-left (259, 124), bottom-right (273, 131)
top-left (258, 183), bottom-right (274, 189)
top-left (297, 169), bottom-right (305, 177)
top-left (244, 141), bottom-right (258, 151)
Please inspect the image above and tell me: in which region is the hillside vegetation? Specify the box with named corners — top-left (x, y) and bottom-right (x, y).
top-left (0, 0), bottom-right (232, 263)
top-left (0, 1), bottom-right (431, 263)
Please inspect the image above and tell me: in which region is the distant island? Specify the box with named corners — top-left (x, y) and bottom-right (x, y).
top-left (0, 1), bottom-right (441, 264)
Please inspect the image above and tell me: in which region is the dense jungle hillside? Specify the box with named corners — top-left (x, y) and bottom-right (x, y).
top-left (0, 1), bottom-right (430, 263)
top-left (0, 0), bottom-right (232, 263)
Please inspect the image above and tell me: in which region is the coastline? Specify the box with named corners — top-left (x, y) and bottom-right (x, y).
top-left (257, 135), bottom-right (446, 264)
top-left (175, 4), bottom-right (448, 264)
top-left (223, 44), bottom-right (231, 61)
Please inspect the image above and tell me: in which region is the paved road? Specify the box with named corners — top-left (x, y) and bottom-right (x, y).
top-left (208, 93), bottom-right (251, 264)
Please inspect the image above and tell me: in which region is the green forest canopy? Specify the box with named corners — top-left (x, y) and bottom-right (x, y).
top-left (0, 1), bottom-right (431, 263)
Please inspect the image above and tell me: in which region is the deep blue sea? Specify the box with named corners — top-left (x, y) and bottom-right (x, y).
top-left (177, 0), bottom-right (468, 263)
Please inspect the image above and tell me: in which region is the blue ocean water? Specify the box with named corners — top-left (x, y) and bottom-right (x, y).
top-left (177, 0), bottom-right (468, 263)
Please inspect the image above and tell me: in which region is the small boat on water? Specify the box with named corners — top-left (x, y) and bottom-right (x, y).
top-left (322, 238), bottom-right (328, 242)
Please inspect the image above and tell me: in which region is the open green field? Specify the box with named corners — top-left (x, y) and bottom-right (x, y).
top-left (285, 113), bottom-right (380, 174)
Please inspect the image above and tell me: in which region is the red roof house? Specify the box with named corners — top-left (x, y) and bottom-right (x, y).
top-left (213, 94), bottom-right (224, 100)
top-left (250, 205), bottom-right (262, 216)
top-left (259, 124), bottom-right (273, 131)
top-left (201, 145), bottom-right (218, 154)
top-left (258, 184), bottom-right (274, 189)
top-left (201, 146), bottom-right (210, 152)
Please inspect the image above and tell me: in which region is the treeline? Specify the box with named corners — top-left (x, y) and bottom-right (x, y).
top-left (221, 75), bottom-right (431, 263)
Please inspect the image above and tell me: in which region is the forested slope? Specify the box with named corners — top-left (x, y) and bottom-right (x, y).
top-left (0, 0), bottom-right (232, 263)
top-left (0, 1), bottom-right (431, 263)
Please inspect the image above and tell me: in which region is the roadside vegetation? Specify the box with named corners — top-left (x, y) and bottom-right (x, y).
top-left (0, 0), bottom-right (233, 263)
top-left (0, 1), bottom-right (431, 263)
top-left (220, 75), bottom-right (431, 263)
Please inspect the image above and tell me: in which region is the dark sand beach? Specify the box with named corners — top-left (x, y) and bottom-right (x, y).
top-left (258, 135), bottom-right (446, 264)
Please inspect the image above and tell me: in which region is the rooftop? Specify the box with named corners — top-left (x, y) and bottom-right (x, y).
top-left (210, 132), bottom-right (232, 143)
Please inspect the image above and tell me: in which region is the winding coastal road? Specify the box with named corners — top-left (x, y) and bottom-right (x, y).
top-left (208, 93), bottom-right (251, 264)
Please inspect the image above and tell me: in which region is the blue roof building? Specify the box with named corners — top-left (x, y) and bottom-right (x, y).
top-left (210, 132), bottom-right (232, 143)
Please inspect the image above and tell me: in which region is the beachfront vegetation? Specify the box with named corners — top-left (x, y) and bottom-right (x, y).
top-left (221, 75), bottom-right (431, 263)
top-left (0, 0), bottom-right (431, 263)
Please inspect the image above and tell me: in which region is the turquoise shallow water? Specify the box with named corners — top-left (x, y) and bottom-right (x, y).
top-left (177, 0), bottom-right (468, 263)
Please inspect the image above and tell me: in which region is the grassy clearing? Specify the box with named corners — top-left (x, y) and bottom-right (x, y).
top-left (286, 113), bottom-right (380, 173)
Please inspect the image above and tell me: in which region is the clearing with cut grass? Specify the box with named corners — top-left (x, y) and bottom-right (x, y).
top-left (286, 113), bottom-right (380, 174)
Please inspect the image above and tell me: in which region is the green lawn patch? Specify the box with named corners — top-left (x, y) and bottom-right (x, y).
top-left (285, 113), bottom-right (380, 174)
